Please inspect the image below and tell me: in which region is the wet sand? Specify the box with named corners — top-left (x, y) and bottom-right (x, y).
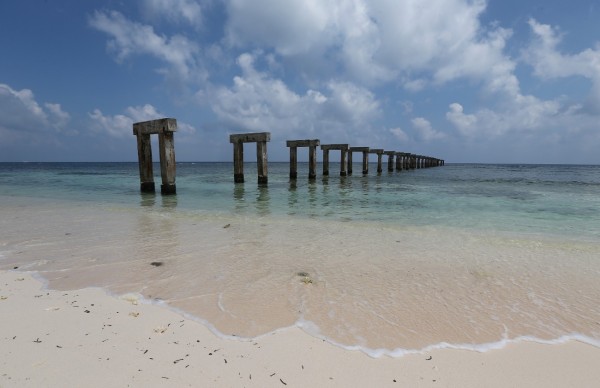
top-left (2, 270), bottom-right (599, 387)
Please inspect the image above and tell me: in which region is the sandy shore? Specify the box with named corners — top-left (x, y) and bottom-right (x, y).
top-left (1, 270), bottom-right (599, 387)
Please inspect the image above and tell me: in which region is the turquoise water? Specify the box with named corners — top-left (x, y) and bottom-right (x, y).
top-left (1, 162), bottom-right (600, 354)
top-left (1, 162), bottom-right (600, 238)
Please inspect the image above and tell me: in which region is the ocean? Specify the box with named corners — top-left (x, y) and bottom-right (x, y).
top-left (1, 162), bottom-right (600, 356)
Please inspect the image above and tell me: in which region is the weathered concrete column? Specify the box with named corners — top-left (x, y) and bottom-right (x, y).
top-left (133, 118), bottom-right (177, 194)
top-left (288, 146), bottom-right (298, 179)
top-left (256, 140), bottom-right (268, 184)
top-left (158, 131), bottom-right (176, 194)
top-left (286, 139), bottom-right (320, 180)
top-left (384, 151), bottom-right (395, 172)
top-left (229, 132), bottom-right (271, 184)
top-left (321, 144), bottom-right (348, 176)
top-left (369, 149), bottom-right (384, 173)
top-left (395, 152), bottom-right (403, 171)
top-left (136, 133), bottom-right (154, 192)
top-left (233, 142), bottom-right (244, 182)
top-left (349, 147), bottom-right (370, 175)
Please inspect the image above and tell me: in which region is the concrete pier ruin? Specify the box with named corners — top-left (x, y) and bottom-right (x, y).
top-left (229, 132), bottom-right (271, 184)
top-left (286, 139), bottom-right (320, 180)
top-left (348, 147), bottom-right (370, 175)
top-left (321, 144), bottom-right (349, 176)
top-left (133, 118), bottom-right (177, 195)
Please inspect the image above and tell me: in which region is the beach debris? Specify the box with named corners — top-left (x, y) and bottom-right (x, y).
top-left (33, 338), bottom-right (42, 343)
top-left (44, 307), bottom-right (60, 311)
top-left (84, 309), bottom-right (90, 313)
top-left (426, 356), bottom-right (432, 361)
top-left (129, 312), bottom-right (140, 317)
top-left (16, 278), bottom-right (24, 281)
top-left (0, 296), bottom-right (7, 300)
top-left (223, 223), bottom-right (231, 229)
top-left (13, 266), bottom-right (18, 269)
top-left (121, 294), bottom-right (139, 305)
top-left (297, 271), bottom-right (313, 284)
top-left (150, 261), bottom-right (163, 267)
top-left (280, 378), bottom-right (287, 385)
top-left (154, 326), bottom-right (167, 334)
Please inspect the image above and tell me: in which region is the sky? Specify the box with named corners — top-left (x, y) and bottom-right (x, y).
top-left (1, 0), bottom-right (599, 163)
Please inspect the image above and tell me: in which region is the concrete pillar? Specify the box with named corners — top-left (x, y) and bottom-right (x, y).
top-left (233, 141), bottom-right (244, 183)
top-left (229, 132), bottom-right (271, 184)
top-left (286, 139), bottom-right (320, 180)
top-left (136, 133), bottom-right (154, 192)
top-left (384, 151), bottom-right (395, 172)
top-left (308, 144), bottom-right (317, 180)
top-left (369, 149), bottom-right (384, 173)
top-left (322, 149), bottom-right (330, 176)
top-left (133, 118), bottom-right (177, 195)
top-left (395, 152), bottom-right (402, 171)
top-left (347, 150), bottom-right (353, 176)
top-left (256, 140), bottom-right (268, 185)
top-left (349, 147), bottom-right (370, 175)
top-left (289, 146), bottom-right (298, 179)
top-left (321, 144), bottom-right (349, 176)
top-left (158, 132), bottom-right (176, 194)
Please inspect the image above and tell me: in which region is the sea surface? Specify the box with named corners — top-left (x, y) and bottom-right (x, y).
top-left (1, 162), bottom-right (600, 356)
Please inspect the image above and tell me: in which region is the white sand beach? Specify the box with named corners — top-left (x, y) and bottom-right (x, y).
top-left (2, 269), bottom-right (599, 387)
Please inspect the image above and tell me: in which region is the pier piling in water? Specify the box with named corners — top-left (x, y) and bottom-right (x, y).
top-left (286, 139), bottom-right (320, 180)
top-left (384, 151), bottom-right (395, 172)
top-left (349, 147), bottom-right (370, 175)
top-left (229, 132), bottom-right (271, 184)
top-left (133, 118), bottom-right (177, 195)
top-left (321, 144), bottom-right (349, 176)
top-left (369, 149), bottom-right (384, 173)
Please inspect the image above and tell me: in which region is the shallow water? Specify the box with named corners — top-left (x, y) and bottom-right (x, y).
top-left (1, 162), bottom-right (600, 355)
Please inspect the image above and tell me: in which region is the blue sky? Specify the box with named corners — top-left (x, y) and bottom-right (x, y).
top-left (1, 0), bottom-right (599, 163)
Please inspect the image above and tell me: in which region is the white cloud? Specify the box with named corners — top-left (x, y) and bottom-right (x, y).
top-left (209, 52), bottom-right (381, 142)
top-left (140, 0), bottom-right (203, 27)
top-left (89, 104), bottom-right (196, 138)
top-left (0, 83), bottom-right (70, 139)
top-left (411, 117), bottom-right (445, 141)
top-left (222, 0), bottom-right (513, 87)
top-left (524, 18), bottom-right (600, 113)
top-left (89, 10), bottom-right (201, 82)
top-left (446, 103), bottom-right (477, 137)
top-left (389, 127), bottom-right (409, 142)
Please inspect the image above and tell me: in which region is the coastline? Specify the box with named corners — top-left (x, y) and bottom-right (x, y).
top-left (2, 269), bottom-right (599, 387)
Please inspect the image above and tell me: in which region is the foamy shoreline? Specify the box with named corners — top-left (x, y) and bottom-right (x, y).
top-left (2, 270), bottom-right (599, 387)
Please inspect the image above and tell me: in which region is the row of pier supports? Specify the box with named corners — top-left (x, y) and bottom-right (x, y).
top-left (133, 119), bottom-right (444, 193)
top-left (227, 132), bottom-right (444, 183)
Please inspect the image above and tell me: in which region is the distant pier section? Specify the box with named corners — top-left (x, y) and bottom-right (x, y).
top-left (133, 118), bottom-right (177, 195)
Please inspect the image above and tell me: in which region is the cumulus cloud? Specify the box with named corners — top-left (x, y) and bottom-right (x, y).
top-left (389, 127), bottom-right (409, 142)
top-left (0, 83), bottom-right (70, 140)
top-left (524, 18), bottom-right (600, 113)
top-left (411, 117), bottom-right (445, 141)
top-left (89, 104), bottom-right (196, 138)
top-left (223, 0), bottom-right (514, 87)
top-left (209, 52), bottom-right (381, 141)
top-left (89, 10), bottom-right (201, 82)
